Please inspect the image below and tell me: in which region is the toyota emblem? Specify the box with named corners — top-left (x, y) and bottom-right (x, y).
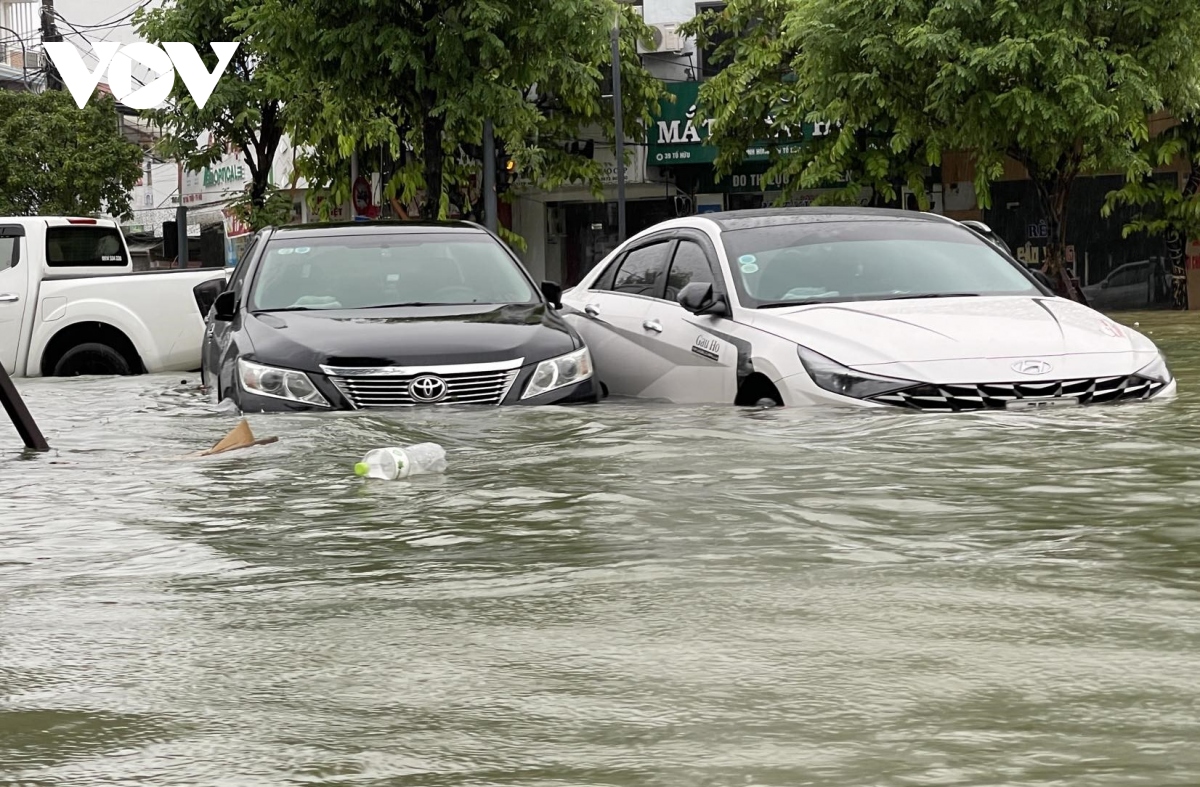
top-left (408, 375), bottom-right (449, 403)
top-left (1011, 359), bottom-right (1053, 375)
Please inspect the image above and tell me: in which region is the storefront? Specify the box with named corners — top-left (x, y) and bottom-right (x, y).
top-left (646, 81), bottom-right (831, 211)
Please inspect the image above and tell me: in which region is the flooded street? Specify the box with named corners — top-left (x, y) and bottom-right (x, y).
top-left (4, 310), bottom-right (1200, 786)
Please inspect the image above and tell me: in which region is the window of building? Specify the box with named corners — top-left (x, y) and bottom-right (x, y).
top-left (695, 2), bottom-right (730, 79)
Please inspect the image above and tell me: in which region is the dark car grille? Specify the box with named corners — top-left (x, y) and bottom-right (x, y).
top-left (322, 362), bottom-right (521, 408)
top-left (869, 375), bottom-right (1167, 412)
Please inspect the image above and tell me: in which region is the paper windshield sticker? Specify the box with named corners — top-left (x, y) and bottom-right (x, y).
top-left (737, 254), bottom-right (758, 273)
top-left (294, 247), bottom-right (311, 255)
top-left (692, 334), bottom-right (722, 362)
top-left (277, 248), bottom-right (294, 255)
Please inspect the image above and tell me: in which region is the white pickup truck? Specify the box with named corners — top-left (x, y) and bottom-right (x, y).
top-left (0, 216), bottom-right (229, 378)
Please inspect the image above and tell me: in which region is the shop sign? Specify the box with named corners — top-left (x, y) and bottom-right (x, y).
top-left (648, 81), bottom-right (827, 166)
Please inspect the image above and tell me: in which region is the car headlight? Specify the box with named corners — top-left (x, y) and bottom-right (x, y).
top-left (238, 359), bottom-right (330, 406)
top-left (522, 347), bottom-right (594, 399)
top-left (796, 345), bottom-right (916, 399)
top-left (1136, 353), bottom-right (1173, 383)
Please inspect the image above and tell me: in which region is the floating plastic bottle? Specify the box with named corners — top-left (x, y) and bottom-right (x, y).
top-left (354, 443), bottom-right (447, 480)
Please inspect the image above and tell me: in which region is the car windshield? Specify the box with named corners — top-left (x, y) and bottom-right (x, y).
top-left (250, 233), bottom-right (537, 311)
top-left (720, 220), bottom-right (1042, 308)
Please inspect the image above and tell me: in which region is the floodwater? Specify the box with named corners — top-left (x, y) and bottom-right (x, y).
top-left (3, 311), bottom-right (1200, 787)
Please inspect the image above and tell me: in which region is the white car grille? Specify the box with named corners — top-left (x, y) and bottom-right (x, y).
top-left (321, 360), bottom-right (522, 408)
top-left (870, 375), bottom-right (1168, 412)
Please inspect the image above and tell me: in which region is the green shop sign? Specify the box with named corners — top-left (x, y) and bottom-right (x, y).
top-left (647, 81), bottom-right (826, 166)
top-left (203, 163), bottom-right (247, 188)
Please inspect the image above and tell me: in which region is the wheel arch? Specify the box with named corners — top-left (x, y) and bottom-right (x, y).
top-left (40, 321), bottom-right (145, 377)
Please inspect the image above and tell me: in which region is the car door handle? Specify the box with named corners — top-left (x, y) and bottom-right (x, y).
top-left (643, 319), bottom-right (663, 333)
top-left (585, 303), bottom-right (601, 317)
top-left (0, 293), bottom-right (18, 303)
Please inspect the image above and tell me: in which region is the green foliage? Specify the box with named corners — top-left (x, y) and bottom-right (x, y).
top-left (235, 0), bottom-right (666, 221)
top-left (1105, 118), bottom-right (1200, 240)
top-left (227, 183), bottom-right (295, 231)
top-left (683, 0), bottom-right (1200, 282)
top-left (134, 0), bottom-right (285, 211)
top-left (0, 90), bottom-right (143, 218)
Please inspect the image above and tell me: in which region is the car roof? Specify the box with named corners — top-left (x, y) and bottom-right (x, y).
top-left (266, 220), bottom-right (488, 238)
top-left (695, 207), bottom-right (956, 232)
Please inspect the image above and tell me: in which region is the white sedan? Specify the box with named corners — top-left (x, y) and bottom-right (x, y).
top-left (560, 207), bottom-right (1176, 412)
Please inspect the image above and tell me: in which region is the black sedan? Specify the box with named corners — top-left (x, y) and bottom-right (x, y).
top-left (200, 221), bottom-right (599, 412)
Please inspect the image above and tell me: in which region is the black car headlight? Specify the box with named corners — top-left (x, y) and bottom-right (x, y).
top-left (238, 359), bottom-right (330, 407)
top-left (522, 347), bottom-right (594, 399)
top-left (1136, 353), bottom-right (1172, 384)
top-left (796, 346), bottom-right (916, 399)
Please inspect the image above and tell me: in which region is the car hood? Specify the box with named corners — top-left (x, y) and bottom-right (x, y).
top-left (748, 295), bottom-right (1163, 382)
top-left (242, 303), bottom-right (578, 371)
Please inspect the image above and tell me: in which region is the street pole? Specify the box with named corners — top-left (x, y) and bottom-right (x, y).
top-left (350, 150), bottom-right (359, 218)
top-left (176, 161), bottom-right (188, 268)
top-left (611, 15), bottom-right (626, 244)
top-left (0, 364), bottom-right (49, 452)
top-left (40, 0), bottom-right (63, 91)
top-left (483, 120), bottom-right (497, 234)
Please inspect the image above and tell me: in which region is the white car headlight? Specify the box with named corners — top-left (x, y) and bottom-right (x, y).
top-left (797, 345), bottom-right (916, 399)
top-left (522, 347), bottom-right (593, 399)
top-left (238, 359), bottom-right (330, 406)
top-left (1136, 353), bottom-right (1172, 384)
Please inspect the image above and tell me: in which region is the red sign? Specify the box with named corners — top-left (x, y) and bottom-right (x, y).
top-left (352, 176), bottom-right (378, 217)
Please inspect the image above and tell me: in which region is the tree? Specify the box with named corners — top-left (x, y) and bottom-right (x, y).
top-left (0, 90), bottom-right (143, 218)
top-left (134, 0), bottom-right (287, 231)
top-left (235, 0), bottom-right (665, 226)
top-left (683, 0), bottom-right (1200, 300)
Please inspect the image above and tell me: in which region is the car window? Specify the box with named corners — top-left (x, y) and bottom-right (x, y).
top-left (1110, 265), bottom-right (1146, 288)
top-left (45, 226), bottom-right (128, 268)
top-left (665, 241), bottom-right (715, 301)
top-left (0, 236), bottom-right (17, 273)
top-left (249, 233), bottom-right (537, 311)
top-left (607, 242), bottom-right (671, 297)
top-left (228, 236), bottom-right (259, 296)
top-left (720, 220), bottom-right (1041, 307)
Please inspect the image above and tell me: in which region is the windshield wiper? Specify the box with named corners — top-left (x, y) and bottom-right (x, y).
top-left (756, 299), bottom-right (836, 309)
top-left (879, 293), bottom-right (982, 301)
top-left (361, 302), bottom-right (477, 308)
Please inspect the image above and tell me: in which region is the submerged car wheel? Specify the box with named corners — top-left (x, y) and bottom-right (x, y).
top-left (52, 342), bottom-right (133, 377)
top-left (735, 373), bottom-right (783, 408)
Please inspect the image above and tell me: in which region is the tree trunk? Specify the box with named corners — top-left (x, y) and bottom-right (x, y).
top-left (1166, 162), bottom-right (1200, 309)
top-left (1032, 175), bottom-right (1083, 303)
top-left (421, 115), bottom-right (446, 220)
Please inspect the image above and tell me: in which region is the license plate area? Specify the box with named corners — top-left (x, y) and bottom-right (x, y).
top-left (1005, 397), bottom-right (1080, 411)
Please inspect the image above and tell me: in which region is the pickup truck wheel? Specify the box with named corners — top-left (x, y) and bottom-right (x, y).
top-left (53, 342), bottom-right (133, 377)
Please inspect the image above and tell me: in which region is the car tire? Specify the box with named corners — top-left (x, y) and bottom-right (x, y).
top-left (52, 342), bottom-right (133, 377)
top-left (735, 374), bottom-right (784, 408)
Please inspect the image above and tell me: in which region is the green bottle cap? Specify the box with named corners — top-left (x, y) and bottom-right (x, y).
top-left (354, 462), bottom-right (369, 476)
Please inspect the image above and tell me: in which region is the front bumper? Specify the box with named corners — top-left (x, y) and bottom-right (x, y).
top-left (232, 361), bottom-right (600, 413)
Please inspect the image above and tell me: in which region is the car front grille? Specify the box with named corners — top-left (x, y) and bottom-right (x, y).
top-left (869, 375), bottom-right (1167, 412)
top-left (321, 360), bottom-right (522, 408)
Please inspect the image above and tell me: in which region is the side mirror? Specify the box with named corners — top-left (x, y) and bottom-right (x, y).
top-left (213, 290), bottom-right (237, 321)
top-left (1100, 280), bottom-right (1110, 289)
top-left (1030, 269), bottom-right (1054, 290)
top-left (677, 282), bottom-right (729, 316)
top-left (541, 281), bottom-right (563, 309)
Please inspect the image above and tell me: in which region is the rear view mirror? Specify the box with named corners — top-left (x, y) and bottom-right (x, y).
top-left (677, 282), bottom-right (729, 316)
top-left (213, 290), bottom-right (237, 321)
top-left (541, 281), bottom-right (563, 309)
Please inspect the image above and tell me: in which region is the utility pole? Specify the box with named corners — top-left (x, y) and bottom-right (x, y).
top-left (40, 0), bottom-right (63, 91)
top-left (483, 120), bottom-right (497, 234)
top-left (611, 15), bottom-right (626, 244)
top-left (175, 161), bottom-right (189, 268)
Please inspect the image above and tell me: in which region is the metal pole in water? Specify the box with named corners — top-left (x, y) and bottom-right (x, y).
top-left (0, 365), bottom-right (49, 451)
